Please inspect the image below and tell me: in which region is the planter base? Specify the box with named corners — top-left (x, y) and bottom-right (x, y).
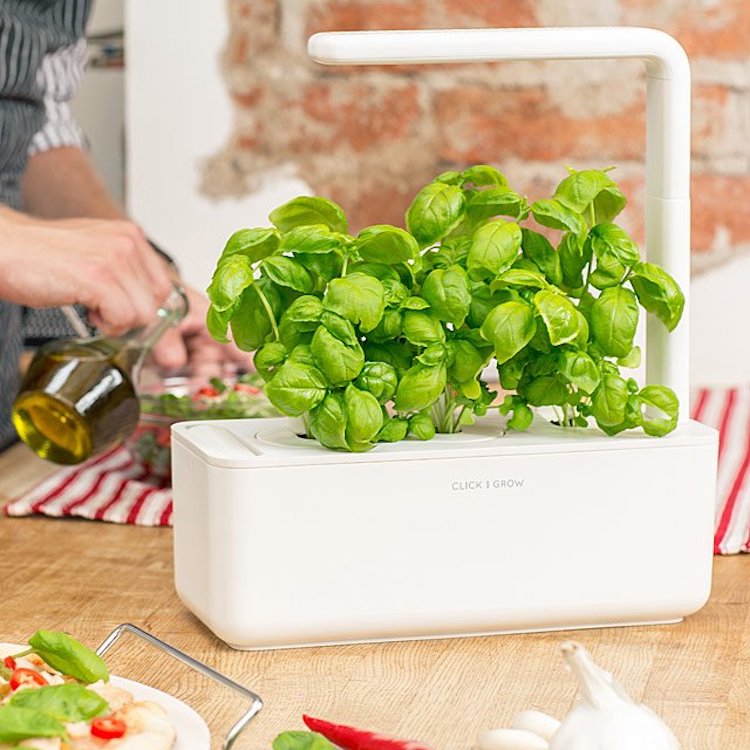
top-left (172, 416), bottom-right (717, 650)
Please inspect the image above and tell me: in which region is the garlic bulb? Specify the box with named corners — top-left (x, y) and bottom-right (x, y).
top-left (549, 641), bottom-right (681, 750)
top-left (478, 727), bottom-right (549, 750)
top-left (511, 710), bottom-right (560, 741)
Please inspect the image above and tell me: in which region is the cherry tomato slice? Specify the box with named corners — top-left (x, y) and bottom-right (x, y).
top-left (91, 716), bottom-right (127, 740)
top-left (9, 668), bottom-right (48, 690)
top-left (197, 387), bottom-right (220, 398)
top-left (3, 656), bottom-right (16, 670)
top-left (234, 383), bottom-right (260, 395)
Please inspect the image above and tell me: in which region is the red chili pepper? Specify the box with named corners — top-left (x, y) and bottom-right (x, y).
top-left (9, 668), bottom-right (48, 691)
top-left (197, 386), bottom-right (220, 398)
top-left (3, 656), bottom-right (16, 670)
top-left (91, 716), bottom-right (127, 740)
top-left (302, 715), bottom-right (434, 750)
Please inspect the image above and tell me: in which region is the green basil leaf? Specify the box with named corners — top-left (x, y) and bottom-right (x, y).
top-left (558, 232), bottom-right (591, 289)
top-left (288, 344), bottom-right (315, 366)
top-left (321, 310), bottom-right (358, 346)
top-left (589, 250), bottom-right (626, 290)
top-left (347, 262), bottom-right (401, 281)
top-left (367, 308), bottom-right (404, 343)
top-left (591, 286), bottom-right (640, 358)
top-left (447, 340), bottom-right (486, 384)
top-left (553, 168), bottom-right (627, 224)
top-left (295, 251), bottom-right (343, 282)
top-left (264, 361), bottom-right (328, 416)
top-left (219, 227), bottom-right (280, 263)
top-left (492, 268), bottom-right (548, 292)
top-left (593, 184), bottom-right (628, 224)
top-left (231, 280), bottom-right (279, 351)
top-left (308, 392), bottom-right (349, 450)
top-left (394, 364), bottom-right (447, 413)
top-left (28, 631), bottom-right (108, 684)
top-left (629, 261), bottom-right (685, 332)
top-left (637, 385), bottom-right (679, 437)
top-left (283, 295), bottom-right (323, 324)
top-left (408, 411), bottom-right (436, 440)
top-left (498, 353), bottom-right (528, 390)
top-left (559, 350), bottom-right (601, 394)
top-left (416, 343), bottom-right (450, 367)
top-left (269, 196), bottom-right (348, 234)
top-left (617, 345), bottom-right (641, 369)
top-left (364, 341), bottom-right (414, 378)
top-left (355, 225), bottom-right (419, 265)
top-left (401, 296), bottom-right (430, 311)
top-left (355, 361), bottom-right (398, 403)
top-left (466, 187), bottom-right (528, 224)
top-left (311, 326), bottom-right (365, 387)
top-left (507, 402), bottom-right (534, 431)
top-left (344, 383), bottom-right (383, 447)
top-left (280, 224), bottom-right (343, 255)
top-left (521, 228), bottom-right (563, 286)
top-left (254, 342), bottom-right (287, 380)
top-left (467, 219), bottom-right (522, 279)
top-left (531, 199), bottom-right (586, 237)
top-left (261, 256), bottom-right (315, 293)
top-left (591, 373), bottom-right (629, 428)
top-left (380, 278), bottom-right (409, 307)
top-left (9, 684), bottom-right (108, 723)
top-left (377, 417), bottom-right (409, 443)
top-left (206, 255), bottom-right (255, 312)
top-left (467, 285), bottom-right (514, 329)
top-left (435, 170), bottom-right (463, 185)
top-left (534, 289), bottom-right (582, 346)
top-left (205, 303), bottom-right (235, 344)
top-left (480, 300), bottom-right (536, 365)
top-left (406, 182), bottom-right (466, 246)
top-left (421, 266), bottom-right (471, 326)
top-left (461, 164), bottom-right (509, 187)
top-left (0, 706), bottom-right (66, 743)
top-left (521, 375), bottom-right (568, 406)
top-left (323, 273), bottom-right (385, 332)
top-left (589, 223), bottom-right (640, 266)
top-left (402, 311), bottom-right (445, 346)
top-left (273, 731), bottom-right (338, 750)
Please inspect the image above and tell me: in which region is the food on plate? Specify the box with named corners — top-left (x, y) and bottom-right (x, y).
top-left (0, 632), bottom-right (176, 749)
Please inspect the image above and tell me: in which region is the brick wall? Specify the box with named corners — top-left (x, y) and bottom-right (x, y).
top-left (201, 0), bottom-right (750, 274)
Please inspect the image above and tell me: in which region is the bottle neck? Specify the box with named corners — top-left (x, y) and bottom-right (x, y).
top-left (119, 284), bottom-right (189, 373)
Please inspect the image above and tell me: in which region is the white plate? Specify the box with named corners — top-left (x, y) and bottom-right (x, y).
top-left (111, 676), bottom-right (210, 750)
top-left (0, 645), bottom-right (210, 749)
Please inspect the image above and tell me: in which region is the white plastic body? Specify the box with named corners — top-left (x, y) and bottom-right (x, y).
top-left (308, 27), bottom-right (692, 420)
top-left (172, 417), bottom-right (717, 650)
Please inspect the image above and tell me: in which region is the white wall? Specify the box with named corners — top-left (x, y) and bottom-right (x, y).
top-left (125, 0), bottom-right (310, 293)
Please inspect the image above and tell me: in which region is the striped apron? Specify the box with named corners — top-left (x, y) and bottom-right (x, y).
top-left (0, 0), bottom-right (91, 450)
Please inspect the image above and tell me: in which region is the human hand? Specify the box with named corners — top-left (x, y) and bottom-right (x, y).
top-left (0, 213), bottom-right (173, 334)
top-left (152, 284), bottom-right (249, 376)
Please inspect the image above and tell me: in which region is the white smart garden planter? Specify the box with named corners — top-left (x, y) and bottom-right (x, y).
top-left (171, 27), bottom-right (718, 650)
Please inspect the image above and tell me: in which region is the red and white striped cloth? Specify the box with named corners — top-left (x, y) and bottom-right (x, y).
top-left (2, 388), bottom-right (747, 547)
top-left (692, 386), bottom-right (750, 555)
top-left (3, 446), bottom-right (172, 527)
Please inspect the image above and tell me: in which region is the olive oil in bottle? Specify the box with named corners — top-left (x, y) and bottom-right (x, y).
top-left (12, 286), bottom-right (188, 465)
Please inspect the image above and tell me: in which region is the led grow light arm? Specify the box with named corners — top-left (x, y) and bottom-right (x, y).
top-left (308, 27), bottom-right (691, 422)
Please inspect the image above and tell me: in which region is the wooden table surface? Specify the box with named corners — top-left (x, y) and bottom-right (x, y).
top-left (1, 442), bottom-right (748, 750)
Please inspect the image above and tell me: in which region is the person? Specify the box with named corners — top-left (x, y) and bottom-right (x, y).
top-left (0, 0), bottom-right (243, 451)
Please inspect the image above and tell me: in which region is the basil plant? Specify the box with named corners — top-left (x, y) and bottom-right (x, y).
top-left (206, 165), bottom-right (684, 451)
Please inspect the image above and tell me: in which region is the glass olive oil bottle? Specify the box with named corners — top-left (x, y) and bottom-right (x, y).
top-left (12, 286), bottom-right (188, 465)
